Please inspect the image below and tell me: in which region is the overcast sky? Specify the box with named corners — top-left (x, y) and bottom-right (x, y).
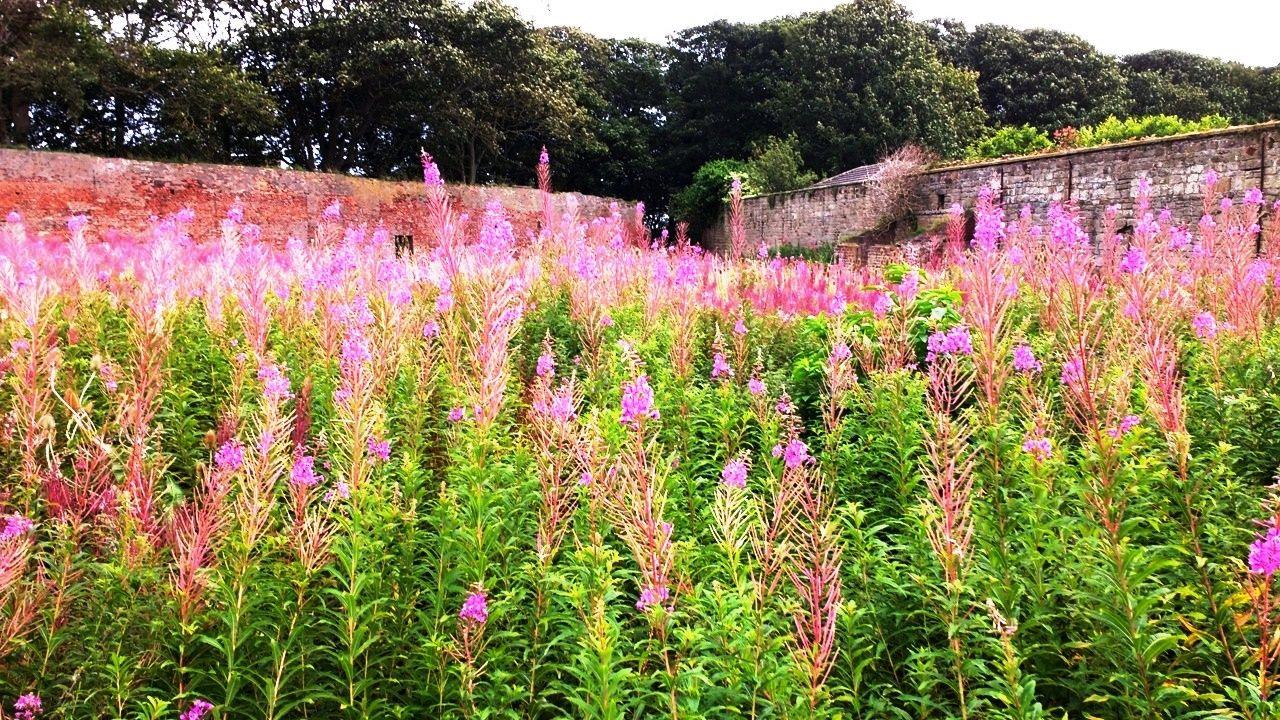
top-left (502, 0), bottom-right (1280, 67)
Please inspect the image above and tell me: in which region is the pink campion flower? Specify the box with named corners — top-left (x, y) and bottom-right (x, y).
top-left (367, 437), bottom-right (391, 462)
top-left (1118, 247), bottom-right (1147, 274)
top-left (421, 152), bottom-right (443, 187)
top-left (175, 207), bottom-right (196, 225)
top-left (539, 147), bottom-right (550, 166)
top-left (179, 700), bottom-right (212, 720)
top-left (1192, 311), bottom-right (1218, 340)
top-left (290, 455), bottom-right (321, 488)
top-left (734, 318), bottom-right (748, 336)
top-left (872, 292), bottom-right (893, 318)
top-left (459, 591), bottom-right (488, 625)
top-left (324, 480), bottom-right (351, 502)
top-left (448, 406), bottom-right (466, 423)
top-left (1245, 188), bottom-right (1264, 206)
top-left (13, 693), bottom-right (42, 720)
top-left (1221, 197), bottom-right (1233, 212)
top-left (1012, 345), bottom-right (1042, 374)
top-left (896, 270), bottom-right (920, 302)
top-left (214, 440), bottom-right (245, 472)
top-left (258, 363), bottom-right (292, 401)
top-left (5, 210), bottom-right (21, 224)
top-left (435, 293), bottom-right (454, 313)
top-left (1, 513), bottom-right (35, 540)
top-left (635, 584), bottom-right (670, 611)
top-left (782, 438), bottom-right (812, 469)
top-left (536, 351), bottom-right (556, 378)
top-left (1203, 168), bottom-right (1220, 188)
top-left (828, 342), bottom-right (852, 366)
top-left (1060, 356), bottom-right (1085, 387)
top-left (422, 321), bottom-right (440, 339)
top-left (620, 374), bottom-right (659, 428)
top-left (1169, 226), bottom-right (1191, 250)
top-left (578, 471), bottom-right (592, 487)
top-left (322, 200), bottom-right (341, 221)
top-left (748, 376), bottom-right (766, 396)
top-left (67, 214), bottom-right (89, 233)
top-left (1250, 528), bottom-right (1280, 576)
top-left (721, 457), bottom-right (749, 489)
top-left (1022, 436), bottom-right (1052, 463)
top-left (227, 201), bottom-right (245, 223)
top-left (710, 352), bottom-right (733, 380)
top-left (600, 314), bottom-right (614, 328)
top-left (926, 326), bottom-right (973, 362)
top-left (756, 243), bottom-right (769, 260)
top-left (1108, 414), bottom-right (1141, 439)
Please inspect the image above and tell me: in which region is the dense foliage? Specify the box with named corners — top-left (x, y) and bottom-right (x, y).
top-left (3, 156), bottom-right (1280, 719)
top-left (966, 114), bottom-right (1233, 160)
top-left (7, 0), bottom-right (1276, 221)
top-left (965, 124), bottom-right (1053, 160)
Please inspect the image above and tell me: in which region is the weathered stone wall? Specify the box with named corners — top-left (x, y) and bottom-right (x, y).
top-left (708, 122), bottom-right (1280, 261)
top-left (0, 148), bottom-right (624, 243)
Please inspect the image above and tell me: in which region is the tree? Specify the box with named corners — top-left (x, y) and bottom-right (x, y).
top-left (544, 28), bottom-right (670, 215)
top-left (745, 134), bottom-right (816, 193)
top-left (772, 0), bottom-right (986, 174)
top-left (1122, 50), bottom-right (1279, 123)
top-left (947, 23), bottom-right (1131, 130)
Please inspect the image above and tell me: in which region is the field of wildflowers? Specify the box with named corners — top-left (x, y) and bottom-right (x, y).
top-left (3, 153), bottom-right (1280, 719)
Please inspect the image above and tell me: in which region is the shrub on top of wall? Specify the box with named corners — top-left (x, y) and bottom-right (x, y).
top-left (1075, 113), bottom-right (1230, 147)
top-left (965, 124), bottom-right (1054, 160)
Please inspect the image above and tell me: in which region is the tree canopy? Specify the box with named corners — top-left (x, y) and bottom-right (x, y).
top-left (3, 0), bottom-right (1277, 226)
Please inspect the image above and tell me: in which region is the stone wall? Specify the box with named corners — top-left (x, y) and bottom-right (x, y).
top-left (0, 148), bottom-right (624, 244)
top-left (708, 121), bottom-right (1280, 262)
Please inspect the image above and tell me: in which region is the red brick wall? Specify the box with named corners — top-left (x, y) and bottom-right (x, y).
top-left (0, 148), bottom-right (624, 243)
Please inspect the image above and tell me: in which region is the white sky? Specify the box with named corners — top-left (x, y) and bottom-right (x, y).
top-left (502, 0), bottom-right (1280, 67)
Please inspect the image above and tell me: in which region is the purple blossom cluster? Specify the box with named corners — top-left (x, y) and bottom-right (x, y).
top-left (620, 374), bottom-right (659, 428)
top-left (926, 326), bottom-right (973, 362)
top-left (721, 457), bottom-right (749, 489)
top-left (459, 591), bottom-right (489, 625)
top-left (2, 513), bottom-right (35, 540)
top-left (1012, 344), bottom-right (1042, 374)
top-left (215, 440), bottom-right (245, 472)
top-left (1250, 528), bottom-right (1280, 576)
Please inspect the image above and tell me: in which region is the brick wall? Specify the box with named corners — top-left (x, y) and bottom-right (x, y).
top-left (0, 148), bottom-right (624, 244)
top-left (708, 121), bottom-right (1280, 264)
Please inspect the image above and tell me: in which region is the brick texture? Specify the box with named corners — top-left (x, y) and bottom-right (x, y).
top-left (707, 122), bottom-right (1280, 266)
top-left (0, 148), bottom-right (624, 244)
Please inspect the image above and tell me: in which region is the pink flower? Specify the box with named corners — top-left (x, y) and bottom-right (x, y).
top-left (325, 480), bottom-right (350, 502)
top-left (421, 153), bottom-right (443, 187)
top-left (1191, 311), bottom-right (1218, 340)
top-left (1108, 414), bottom-right (1141, 438)
top-left (448, 406), bottom-right (466, 423)
top-left (290, 455), bottom-right (321, 488)
top-left (926, 326), bottom-right (973, 362)
top-left (180, 699), bottom-right (212, 720)
top-left (459, 591), bottom-right (489, 625)
top-left (5, 210), bottom-right (21, 224)
top-left (215, 440), bottom-right (245, 472)
top-left (1244, 188), bottom-right (1264, 206)
top-left (872, 292), bottom-right (893, 318)
top-left (422, 321), bottom-right (440, 339)
top-left (748, 376), bottom-right (766, 396)
top-left (1250, 528), bottom-right (1280, 576)
top-left (536, 351), bottom-right (556, 378)
top-left (711, 352), bottom-right (733, 380)
top-left (14, 693), bottom-right (42, 720)
top-left (734, 318), bottom-right (748, 335)
top-left (721, 457), bottom-right (749, 488)
top-left (1118, 247), bottom-right (1147, 274)
top-left (578, 471), bottom-right (592, 487)
top-left (1021, 436), bottom-right (1052, 463)
top-left (1060, 356), bottom-right (1084, 387)
top-left (1203, 169), bottom-right (1220, 188)
top-left (635, 584), bottom-right (670, 611)
top-left (367, 437), bottom-right (391, 462)
top-left (1, 513), bottom-right (35, 540)
top-left (620, 374), bottom-right (659, 428)
top-left (1012, 345), bottom-right (1041, 374)
top-left (67, 214), bottom-right (89, 233)
top-left (322, 200), bottom-right (342, 221)
top-left (435, 293), bottom-right (454, 313)
top-left (258, 363), bottom-right (292, 401)
top-left (782, 438), bottom-right (811, 469)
